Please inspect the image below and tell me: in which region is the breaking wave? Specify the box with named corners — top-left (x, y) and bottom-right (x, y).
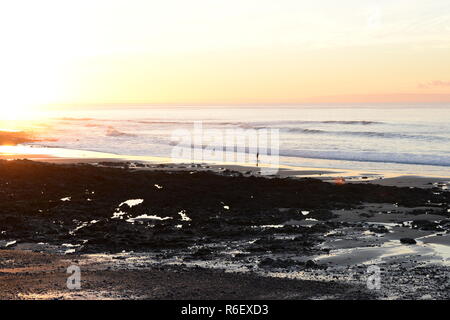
top-left (106, 127), bottom-right (136, 137)
top-left (285, 128), bottom-right (449, 141)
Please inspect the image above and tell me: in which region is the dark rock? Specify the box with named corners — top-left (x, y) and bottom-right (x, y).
top-left (258, 258), bottom-right (299, 269)
top-left (0, 159), bottom-right (448, 256)
top-left (305, 260), bottom-right (326, 269)
top-left (412, 220), bottom-right (441, 231)
top-left (192, 248), bottom-right (213, 258)
top-left (369, 225), bottom-right (389, 233)
top-left (400, 238), bottom-right (417, 245)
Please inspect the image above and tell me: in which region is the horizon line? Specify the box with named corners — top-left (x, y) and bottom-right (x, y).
top-left (41, 93), bottom-right (450, 109)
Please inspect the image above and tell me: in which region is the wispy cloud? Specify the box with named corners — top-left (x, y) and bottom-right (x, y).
top-left (418, 80), bottom-right (450, 89)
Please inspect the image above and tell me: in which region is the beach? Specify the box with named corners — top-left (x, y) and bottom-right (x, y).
top-left (0, 159), bottom-right (449, 299)
top-left (1, 0), bottom-right (450, 307)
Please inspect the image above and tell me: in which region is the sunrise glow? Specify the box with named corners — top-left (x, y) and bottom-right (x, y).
top-left (0, 1), bottom-right (449, 303)
top-left (0, 0), bottom-right (449, 111)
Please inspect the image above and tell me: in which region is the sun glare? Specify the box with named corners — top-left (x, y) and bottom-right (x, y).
top-left (1, 0), bottom-right (450, 114)
top-left (1, 106), bottom-right (29, 121)
top-left (0, 2), bottom-right (74, 121)
top-left (0, 45), bottom-right (63, 121)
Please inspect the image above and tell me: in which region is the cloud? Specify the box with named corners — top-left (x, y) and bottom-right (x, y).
top-left (418, 80), bottom-right (450, 89)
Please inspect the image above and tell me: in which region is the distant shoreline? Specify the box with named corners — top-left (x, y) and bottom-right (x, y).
top-left (1, 144), bottom-right (450, 183)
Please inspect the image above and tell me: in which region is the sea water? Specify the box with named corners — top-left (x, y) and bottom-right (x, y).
top-left (4, 104), bottom-right (450, 176)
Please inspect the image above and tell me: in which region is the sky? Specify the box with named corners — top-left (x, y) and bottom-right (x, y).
top-left (0, 0), bottom-right (450, 113)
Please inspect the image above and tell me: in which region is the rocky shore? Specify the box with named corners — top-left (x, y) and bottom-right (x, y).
top-left (0, 160), bottom-right (449, 299)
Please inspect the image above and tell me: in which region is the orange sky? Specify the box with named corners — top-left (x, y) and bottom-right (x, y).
top-left (1, 0), bottom-right (450, 112)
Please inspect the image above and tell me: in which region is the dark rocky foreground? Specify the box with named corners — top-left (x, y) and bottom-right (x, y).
top-left (1, 160), bottom-right (450, 299)
top-left (1, 160), bottom-right (448, 254)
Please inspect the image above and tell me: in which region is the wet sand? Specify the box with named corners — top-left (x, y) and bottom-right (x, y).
top-left (0, 250), bottom-right (373, 300)
top-left (0, 159), bottom-right (449, 299)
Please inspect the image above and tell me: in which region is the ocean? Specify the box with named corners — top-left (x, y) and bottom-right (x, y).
top-left (6, 104), bottom-right (450, 177)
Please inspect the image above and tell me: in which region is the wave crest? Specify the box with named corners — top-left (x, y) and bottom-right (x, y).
top-left (106, 127), bottom-right (136, 137)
